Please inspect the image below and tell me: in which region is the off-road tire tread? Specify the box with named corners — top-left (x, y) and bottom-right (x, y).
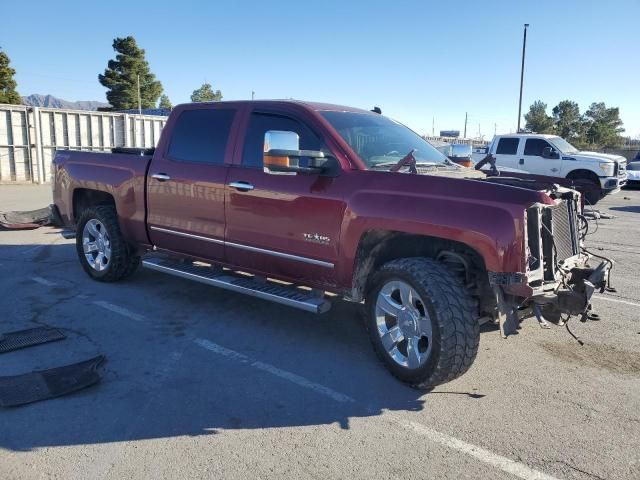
top-left (366, 257), bottom-right (479, 388)
top-left (76, 205), bottom-right (140, 282)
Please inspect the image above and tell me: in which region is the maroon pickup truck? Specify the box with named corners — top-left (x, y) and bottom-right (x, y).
top-left (52, 100), bottom-right (610, 388)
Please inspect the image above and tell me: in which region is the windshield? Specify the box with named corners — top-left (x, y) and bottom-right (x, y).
top-left (550, 136), bottom-right (579, 154)
top-left (320, 111), bottom-right (449, 169)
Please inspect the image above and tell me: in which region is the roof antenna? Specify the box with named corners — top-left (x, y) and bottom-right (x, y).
top-left (371, 106), bottom-right (382, 114)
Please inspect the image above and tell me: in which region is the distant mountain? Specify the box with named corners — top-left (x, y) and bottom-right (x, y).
top-left (21, 94), bottom-right (109, 111)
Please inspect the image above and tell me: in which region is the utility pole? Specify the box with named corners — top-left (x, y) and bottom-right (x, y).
top-left (478, 123), bottom-right (481, 140)
top-left (494, 123), bottom-right (497, 136)
top-left (251, 90), bottom-right (255, 100)
top-left (517, 23), bottom-right (529, 133)
top-left (463, 112), bottom-right (468, 138)
top-left (432, 117), bottom-right (435, 136)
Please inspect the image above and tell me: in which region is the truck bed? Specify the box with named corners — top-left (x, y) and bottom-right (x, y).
top-left (52, 149), bottom-right (153, 247)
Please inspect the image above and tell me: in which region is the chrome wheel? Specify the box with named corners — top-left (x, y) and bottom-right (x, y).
top-left (82, 219), bottom-right (111, 272)
top-left (375, 280), bottom-right (433, 369)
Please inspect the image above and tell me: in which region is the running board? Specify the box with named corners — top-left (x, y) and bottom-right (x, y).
top-left (142, 258), bottom-right (331, 314)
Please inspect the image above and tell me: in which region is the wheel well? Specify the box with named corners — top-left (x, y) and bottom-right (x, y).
top-left (72, 189), bottom-right (115, 222)
top-left (566, 169), bottom-right (600, 185)
top-left (351, 231), bottom-right (494, 315)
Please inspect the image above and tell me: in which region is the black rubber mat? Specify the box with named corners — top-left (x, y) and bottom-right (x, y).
top-left (0, 327), bottom-right (66, 354)
top-left (0, 356), bottom-right (105, 407)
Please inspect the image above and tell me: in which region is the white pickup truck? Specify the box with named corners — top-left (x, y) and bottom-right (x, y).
top-left (487, 134), bottom-right (627, 204)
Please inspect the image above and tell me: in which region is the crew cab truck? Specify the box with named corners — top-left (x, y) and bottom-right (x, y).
top-left (52, 101), bottom-right (610, 388)
top-left (488, 133), bottom-right (627, 204)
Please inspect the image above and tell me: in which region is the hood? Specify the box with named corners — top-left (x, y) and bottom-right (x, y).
top-left (571, 151), bottom-right (626, 163)
top-left (362, 167), bottom-right (554, 209)
top-left (424, 165), bottom-right (562, 196)
top-left (415, 165), bottom-right (486, 180)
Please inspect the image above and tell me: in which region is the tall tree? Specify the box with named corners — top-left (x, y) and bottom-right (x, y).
top-left (524, 100), bottom-right (554, 133)
top-left (0, 48), bottom-right (21, 105)
top-left (552, 100), bottom-right (583, 140)
top-left (191, 83), bottom-right (222, 102)
top-left (98, 36), bottom-right (163, 109)
top-left (583, 102), bottom-right (624, 148)
top-left (158, 94), bottom-right (172, 109)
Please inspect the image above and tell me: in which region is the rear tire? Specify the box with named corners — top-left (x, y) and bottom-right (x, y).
top-left (75, 205), bottom-right (140, 282)
top-left (365, 257), bottom-right (479, 388)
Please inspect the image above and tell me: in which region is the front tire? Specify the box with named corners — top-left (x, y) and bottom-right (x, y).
top-left (365, 257), bottom-right (479, 388)
top-left (567, 171), bottom-right (602, 206)
top-left (75, 205), bottom-right (140, 282)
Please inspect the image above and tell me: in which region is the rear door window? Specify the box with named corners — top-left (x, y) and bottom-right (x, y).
top-left (524, 138), bottom-right (553, 156)
top-left (496, 138), bottom-right (519, 155)
top-left (168, 109), bottom-right (235, 164)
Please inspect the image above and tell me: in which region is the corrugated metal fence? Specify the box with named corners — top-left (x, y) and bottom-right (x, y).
top-left (0, 104), bottom-right (167, 183)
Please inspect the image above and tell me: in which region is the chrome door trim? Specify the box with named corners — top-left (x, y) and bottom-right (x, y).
top-left (151, 173), bottom-right (171, 181)
top-left (225, 241), bottom-right (334, 268)
top-left (228, 181), bottom-right (255, 191)
top-left (149, 226), bottom-right (225, 245)
top-left (149, 226), bottom-right (334, 268)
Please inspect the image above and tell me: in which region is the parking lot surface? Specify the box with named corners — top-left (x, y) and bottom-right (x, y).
top-left (0, 185), bottom-right (639, 480)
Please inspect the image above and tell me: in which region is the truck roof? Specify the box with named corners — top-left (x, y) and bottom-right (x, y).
top-left (173, 99), bottom-right (372, 114)
top-left (494, 133), bottom-right (559, 139)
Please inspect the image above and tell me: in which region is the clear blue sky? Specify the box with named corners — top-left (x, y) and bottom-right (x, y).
top-left (3, 0), bottom-right (639, 138)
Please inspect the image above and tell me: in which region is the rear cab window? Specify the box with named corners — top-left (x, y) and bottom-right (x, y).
top-left (168, 108), bottom-right (236, 164)
top-left (495, 138), bottom-right (520, 155)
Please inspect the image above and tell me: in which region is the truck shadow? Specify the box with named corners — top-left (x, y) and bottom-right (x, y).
top-left (609, 205), bottom-right (640, 213)
top-left (0, 239), bottom-right (488, 452)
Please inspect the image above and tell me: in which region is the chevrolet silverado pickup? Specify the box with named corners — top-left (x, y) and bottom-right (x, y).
top-left (52, 100), bottom-right (611, 388)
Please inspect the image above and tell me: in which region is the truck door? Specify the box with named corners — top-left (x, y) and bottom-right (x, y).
top-left (492, 137), bottom-right (520, 170)
top-left (520, 138), bottom-right (562, 176)
top-left (146, 106), bottom-right (238, 261)
top-left (224, 111), bottom-right (346, 287)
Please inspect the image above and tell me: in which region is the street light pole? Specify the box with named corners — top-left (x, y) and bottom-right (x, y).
top-left (463, 112), bottom-right (468, 138)
top-left (517, 23), bottom-right (529, 133)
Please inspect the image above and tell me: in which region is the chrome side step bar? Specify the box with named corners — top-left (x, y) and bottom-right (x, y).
top-left (142, 258), bottom-right (331, 314)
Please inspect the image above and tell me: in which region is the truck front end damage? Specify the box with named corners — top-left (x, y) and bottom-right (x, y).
top-left (491, 188), bottom-right (612, 337)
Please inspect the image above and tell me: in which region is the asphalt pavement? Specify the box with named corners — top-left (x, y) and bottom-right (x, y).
top-left (0, 184), bottom-right (638, 480)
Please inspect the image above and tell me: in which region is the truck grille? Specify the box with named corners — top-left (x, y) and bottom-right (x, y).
top-left (549, 202), bottom-right (577, 261)
top-left (529, 199), bottom-right (580, 281)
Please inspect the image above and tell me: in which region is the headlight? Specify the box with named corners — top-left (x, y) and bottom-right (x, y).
top-left (599, 161), bottom-right (615, 176)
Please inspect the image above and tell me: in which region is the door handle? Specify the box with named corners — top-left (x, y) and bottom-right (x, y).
top-left (551, 167), bottom-right (558, 172)
top-left (151, 173), bottom-right (171, 181)
top-left (228, 181), bottom-right (254, 192)
top-left (519, 158), bottom-right (524, 165)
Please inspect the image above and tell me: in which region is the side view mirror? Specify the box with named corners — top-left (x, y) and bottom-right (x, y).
top-left (450, 143), bottom-right (472, 159)
top-left (263, 130), bottom-right (328, 174)
top-left (542, 146), bottom-right (559, 159)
